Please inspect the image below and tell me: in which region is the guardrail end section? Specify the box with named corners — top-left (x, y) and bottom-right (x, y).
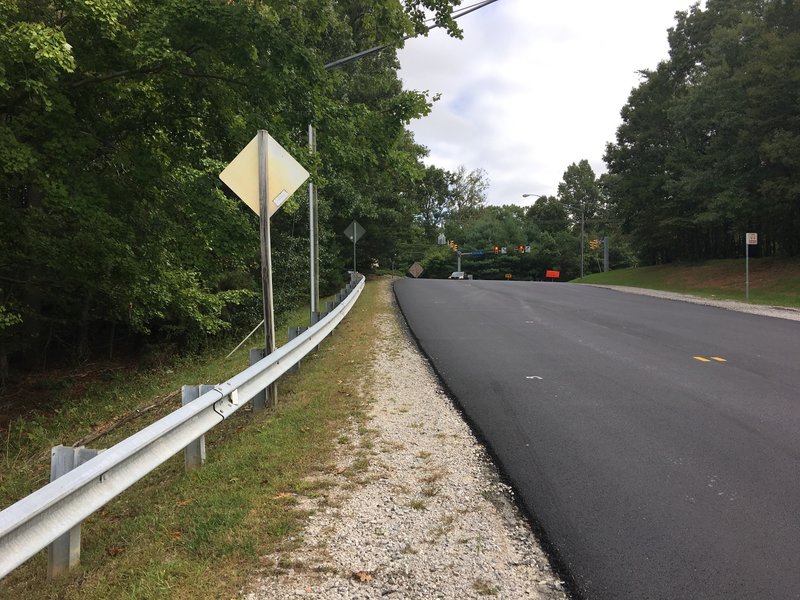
top-left (47, 445), bottom-right (102, 578)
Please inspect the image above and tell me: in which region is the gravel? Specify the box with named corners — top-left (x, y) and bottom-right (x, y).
top-left (243, 279), bottom-right (568, 600)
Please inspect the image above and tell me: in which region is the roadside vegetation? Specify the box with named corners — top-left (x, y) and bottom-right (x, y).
top-left (0, 281), bottom-right (382, 600)
top-left (578, 257), bottom-right (800, 309)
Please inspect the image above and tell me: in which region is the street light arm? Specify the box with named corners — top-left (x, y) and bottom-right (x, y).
top-left (324, 0), bottom-right (502, 71)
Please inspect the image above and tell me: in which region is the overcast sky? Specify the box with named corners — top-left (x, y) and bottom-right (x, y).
top-left (397, 0), bottom-right (703, 206)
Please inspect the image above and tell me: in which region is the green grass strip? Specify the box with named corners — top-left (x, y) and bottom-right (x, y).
top-left (577, 257), bottom-right (800, 308)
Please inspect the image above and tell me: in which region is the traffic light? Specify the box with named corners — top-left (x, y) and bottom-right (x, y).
top-left (493, 245), bottom-right (500, 254)
top-left (589, 239), bottom-right (599, 250)
top-left (453, 242), bottom-right (458, 251)
top-left (518, 245), bottom-right (525, 253)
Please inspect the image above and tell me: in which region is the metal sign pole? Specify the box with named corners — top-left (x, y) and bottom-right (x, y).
top-left (257, 131), bottom-right (277, 406)
top-left (308, 124), bottom-right (320, 323)
top-left (353, 236), bottom-right (357, 273)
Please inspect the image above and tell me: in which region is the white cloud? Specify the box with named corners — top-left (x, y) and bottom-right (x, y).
top-left (398, 0), bottom-right (702, 205)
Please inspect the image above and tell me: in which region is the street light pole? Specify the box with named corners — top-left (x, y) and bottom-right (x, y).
top-left (580, 203), bottom-right (585, 279)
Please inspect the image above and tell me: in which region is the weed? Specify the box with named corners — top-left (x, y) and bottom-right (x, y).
top-left (421, 468), bottom-right (447, 485)
top-left (473, 578), bottom-right (499, 596)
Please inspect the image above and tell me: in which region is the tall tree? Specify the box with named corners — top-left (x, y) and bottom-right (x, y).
top-left (605, 0), bottom-right (800, 262)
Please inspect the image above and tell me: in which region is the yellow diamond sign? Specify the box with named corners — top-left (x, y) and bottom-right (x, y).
top-left (219, 132), bottom-right (309, 217)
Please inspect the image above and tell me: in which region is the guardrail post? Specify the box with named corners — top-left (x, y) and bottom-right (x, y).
top-left (47, 445), bottom-right (101, 578)
top-left (181, 385), bottom-right (215, 470)
top-left (249, 349), bottom-right (267, 411)
top-left (287, 326), bottom-right (304, 372)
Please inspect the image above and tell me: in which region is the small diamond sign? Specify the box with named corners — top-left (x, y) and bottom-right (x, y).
top-left (408, 262), bottom-right (424, 278)
top-left (344, 220), bottom-right (366, 243)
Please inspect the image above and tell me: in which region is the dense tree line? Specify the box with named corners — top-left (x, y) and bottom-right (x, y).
top-left (421, 160), bottom-right (637, 281)
top-left (0, 0), bottom-right (462, 380)
top-left (604, 0), bottom-right (800, 263)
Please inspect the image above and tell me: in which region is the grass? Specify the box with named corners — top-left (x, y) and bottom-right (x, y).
top-left (576, 256), bottom-right (800, 308)
top-left (0, 281), bottom-right (382, 600)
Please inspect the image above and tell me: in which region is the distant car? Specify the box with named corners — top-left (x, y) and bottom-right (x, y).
top-left (448, 271), bottom-right (466, 280)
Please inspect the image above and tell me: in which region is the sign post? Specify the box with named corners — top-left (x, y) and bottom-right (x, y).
top-left (257, 132), bottom-right (277, 406)
top-left (746, 232), bottom-right (758, 301)
top-left (344, 220), bottom-right (366, 273)
top-left (308, 125), bottom-right (320, 323)
top-left (220, 131), bottom-right (309, 408)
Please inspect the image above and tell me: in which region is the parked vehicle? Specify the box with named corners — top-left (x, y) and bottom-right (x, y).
top-left (448, 271), bottom-right (466, 280)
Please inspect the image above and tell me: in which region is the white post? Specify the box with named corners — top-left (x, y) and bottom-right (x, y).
top-left (746, 242), bottom-right (750, 301)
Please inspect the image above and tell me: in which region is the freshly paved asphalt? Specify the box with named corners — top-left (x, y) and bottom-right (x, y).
top-left (393, 279), bottom-right (800, 600)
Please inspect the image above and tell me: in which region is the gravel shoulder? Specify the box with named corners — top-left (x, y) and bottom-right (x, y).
top-left (243, 279), bottom-right (567, 599)
top-left (591, 284), bottom-right (800, 321)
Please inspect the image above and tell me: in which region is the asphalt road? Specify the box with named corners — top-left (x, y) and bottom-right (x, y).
top-left (393, 279), bottom-right (800, 600)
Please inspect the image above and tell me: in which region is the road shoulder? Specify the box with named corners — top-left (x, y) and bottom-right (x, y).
top-left (589, 284), bottom-right (800, 321)
top-left (243, 278), bottom-right (567, 599)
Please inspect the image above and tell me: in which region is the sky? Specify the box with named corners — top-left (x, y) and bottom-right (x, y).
top-left (397, 0), bottom-right (703, 206)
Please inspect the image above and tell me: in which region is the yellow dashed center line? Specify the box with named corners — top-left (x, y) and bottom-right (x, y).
top-left (693, 356), bottom-right (728, 363)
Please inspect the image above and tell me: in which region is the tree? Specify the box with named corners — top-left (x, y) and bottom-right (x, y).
top-left (525, 195), bottom-right (569, 235)
top-left (0, 0), bottom-right (465, 381)
top-left (604, 0), bottom-right (800, 262)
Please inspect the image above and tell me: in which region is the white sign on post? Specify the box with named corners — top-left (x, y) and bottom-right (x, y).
top-left (746, 232), bottom-right (758, 245)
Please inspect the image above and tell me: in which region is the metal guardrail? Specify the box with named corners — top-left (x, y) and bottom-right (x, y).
top-left (0, 274), bottom-right (365, 579)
